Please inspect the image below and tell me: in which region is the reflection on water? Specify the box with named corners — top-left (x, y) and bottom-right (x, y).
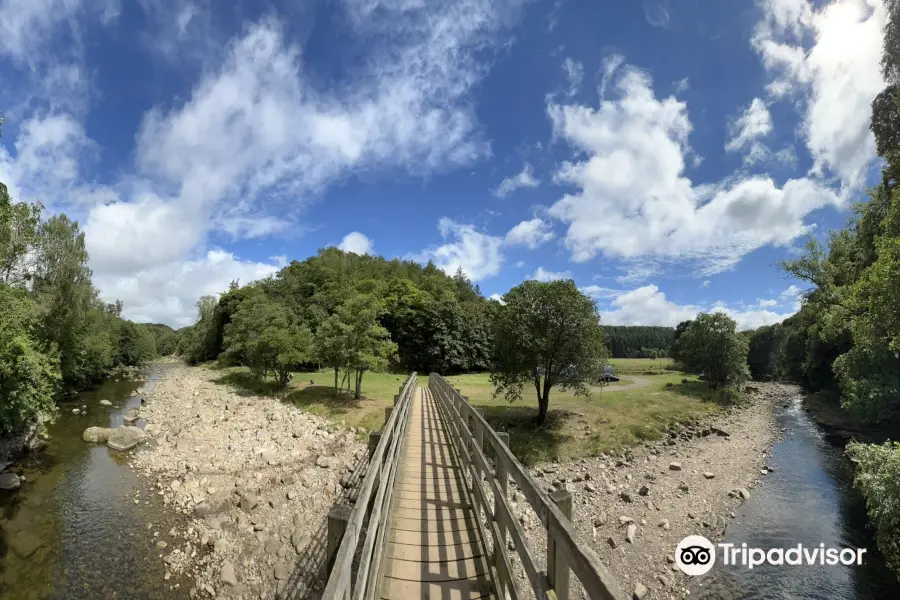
top-left (0, 367), bottom-right (189, 600)
top-left (692, 395), bottom-right (900, 600)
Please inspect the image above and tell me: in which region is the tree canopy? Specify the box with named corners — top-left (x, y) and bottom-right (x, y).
top-left (489, 280), bottom-right (607, 424)
top-left (602, 325), bottom-right (673, 358)
top-left (677, 313), bottom-right (749, 390)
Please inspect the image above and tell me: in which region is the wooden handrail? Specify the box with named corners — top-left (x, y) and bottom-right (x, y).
top-left (428, 373), bottom-right (628, 600)
top-left (322, 372), bottom-right (417, 600)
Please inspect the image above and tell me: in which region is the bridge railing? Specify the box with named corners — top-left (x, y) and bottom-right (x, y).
top-left (429, 373), bottom-right (628, 600)
top-left (322, 372), bottom-right (417, 600)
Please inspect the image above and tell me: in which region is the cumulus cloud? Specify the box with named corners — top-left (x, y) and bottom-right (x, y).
top-left (546, 63), bottom-right (841, 275)
top-left (338, 231), bottom-right (374, 255)
top-left (413, 218), bottom-right (504, 281)
top-left (504, 218), bottom-right (554, 249)
top-left (725, 98), bottom-right (773, 164)
top-left (493, 164), bottom-right (540, 197)
top-left (598, 284), bottom-right (798, 329)
top-left (752, 0), bottom-right (885, 188)
top-left (529, 266), bottom-right (572, 282)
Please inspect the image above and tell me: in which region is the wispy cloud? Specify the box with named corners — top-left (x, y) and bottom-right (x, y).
top-left (493, 164), bottom-right (540, 197)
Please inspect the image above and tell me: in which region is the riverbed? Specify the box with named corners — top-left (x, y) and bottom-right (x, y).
top-left (691, 394), bottom-right (900, 600)
top-left (0, 368), bottom-right (189, 600)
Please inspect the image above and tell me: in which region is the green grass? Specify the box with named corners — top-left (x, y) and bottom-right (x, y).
top-left (442, 372), bottom-right (719, 465)
top-left (208, 365), bottom-right (722, 465)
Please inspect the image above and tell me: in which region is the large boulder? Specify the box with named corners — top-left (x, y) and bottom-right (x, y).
top-left (0, 473), bottom-right (21, 491)
top-left (83, 427), bottom-right (113, 443)
top-left (107, 426), bottom-right (146, 451)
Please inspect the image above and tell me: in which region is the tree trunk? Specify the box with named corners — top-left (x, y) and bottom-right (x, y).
top-left (537, 391), bottom-right (549, 424)
top-left (334, 367), bottom-right (339, 393)
top-left (355, 369), bottom-right (364, 400)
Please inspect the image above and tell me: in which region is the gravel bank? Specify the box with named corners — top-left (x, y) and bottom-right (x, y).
top-left (508, 383), bottom-right (793, 600)
top-left (130, 364), bottom-right (365, 600)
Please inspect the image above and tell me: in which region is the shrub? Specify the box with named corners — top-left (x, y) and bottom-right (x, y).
top-left (846, 441), bottom-right (900, 576)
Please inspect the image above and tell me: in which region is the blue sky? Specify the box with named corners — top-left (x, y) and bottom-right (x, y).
top-left (0, 0), bottom-right (886, 328)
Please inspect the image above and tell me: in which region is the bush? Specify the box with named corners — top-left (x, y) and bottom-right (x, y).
top-left (846, 441), bottom-right (900, 576)
top-left (0, 286), bottom-right (61, 434)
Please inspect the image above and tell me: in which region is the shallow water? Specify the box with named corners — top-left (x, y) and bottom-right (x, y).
top-left (690, 394), bottom-right (900, 600)
top-left (0, 368), bottom-right (189, 600)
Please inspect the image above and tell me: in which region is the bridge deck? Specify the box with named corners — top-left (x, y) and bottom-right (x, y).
top-left (379, 386), bottom-right (495, 600)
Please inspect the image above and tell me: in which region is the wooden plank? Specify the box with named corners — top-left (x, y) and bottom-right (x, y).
top-left (382, 556), bottom-right (490, 582)
top-left (379, 576), bottom-right (494, 600)
top-left (391, 515), bottom-right (480, 533)
top-left (387, 541), bottom-right (484, 562)
top-left (389, 523), bottom-right (483, 547)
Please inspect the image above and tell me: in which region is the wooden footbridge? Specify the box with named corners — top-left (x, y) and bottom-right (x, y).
top-left (322, 373), bottom-right (627, 600)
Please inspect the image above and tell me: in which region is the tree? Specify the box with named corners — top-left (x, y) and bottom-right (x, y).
top-left (333, 294), bottom-right (398, 399)
top-left (0, 183), bottom-right (43, 286)
top-left (490, 280), bottom-right (607, 424)
top-left (223, 295), bottom-right (313, 388)
top-left (0, 285), bottom-right (61, 434)
top-left (315, 313), bottom-right (352, 393)
top-left (678, 313), bottom-right (749, 390)
top-left (670, 320), bottom-right (694, 368)
top-left (846, 442), bottom-right (900, 575)
top-left (747, 324), bottom-right (789, 381)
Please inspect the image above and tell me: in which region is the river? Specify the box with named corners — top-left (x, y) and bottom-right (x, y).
top-left (0, 367), bottom-right (189, 600)
top-left (691, 394), bottom-right (900, 600)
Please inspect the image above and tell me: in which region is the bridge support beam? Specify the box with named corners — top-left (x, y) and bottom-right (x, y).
top-left (548, 490), bottom-right (573, 600)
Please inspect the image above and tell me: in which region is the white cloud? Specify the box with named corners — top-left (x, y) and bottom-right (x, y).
top-left (757, 298), bottom-right (779, 307)
top-left (673, 77), bottom-right (689, 94)
top-left (338, 231), bottom-right (374, 255)
top-left (414, 218), bottom-right (504, 281)
top-left (725, 98), bottom-right (773, 163)
top-left (580, 284), bottom-right (623, 300)
top-left (1, 1), bottom-right (526, 325)
top-left (504, 218), bottom-right (554, 249)
top-left (546, 63), bottom-right (841, 275)
top-left (598, 284), bottom-right (797, 329)
top-left (563, 58), bottom-right (584, 97)
top-left (752, 0), bottom-right (886, 188)
top-left (643, 0), bottom-right (671, 29)
top-left (494, 164), bottom-right (540, 197)
top-left (701, 280), bottom-right (710, 288)
top-left (488, 293), bottom-right (506, 304)
top-left (94, 249), bottom-right (279, 327)
top-left (529, 266), bottom-right (572, 282)
top-left (781, 283), bottom-right (803, 298)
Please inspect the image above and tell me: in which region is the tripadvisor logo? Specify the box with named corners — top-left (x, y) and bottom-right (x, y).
top-left (675, 535), bottom-right (868, 575)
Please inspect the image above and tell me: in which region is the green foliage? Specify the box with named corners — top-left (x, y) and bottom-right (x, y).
top-left (490, 280), bottom-right (607, 424)
top-left (746, 324), bottom-right (789, 381)
top-left (602, 325), bottom-right (673, 359)
top-left (677, 313), bottom-right (749, 392)
top-left (0, 286), bottom-right (60, 434)
top-left (222, 294), bottom-right (314, 389)
top-left (117, 321), bottom-right (157, 367)
top-left (846, 442), bottom-right (900, 575)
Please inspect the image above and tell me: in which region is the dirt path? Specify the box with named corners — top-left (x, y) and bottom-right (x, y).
top-left (603, 376), bottom-right (652, 392)
top-left (508, 383), bottom-right (792, 600)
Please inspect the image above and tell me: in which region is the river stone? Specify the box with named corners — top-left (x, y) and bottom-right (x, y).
top-left (669, 462), bottom-right (682, 471)
top-left (316, 455), bottom-right (333, 468)
top-left (633, 582), bottom-right (648, 600)
top-left (10, 531), bottom-right (43, 558)
top-left (220, 561), bottom-right (238, 586)
top-left (107, 426), bottom-right (146, 451)
top-left (0, 473), bottom-right (21, 491)
top-left (99, 399), bottom-right (112, 406)
top-left (123, 408), bottom-right (140, 424)
top-left (194, 502), bottom-right (212, 517)
top-left (83, 427), bottom-right (113, 443)
top-left (274, 563), bottom-right (290, 580)
top-left (625, 523), bottom-right (637, 543)
top-left (739, 488), bottom-right (751, 500)
top-left (72, 408), bottom-right (80, 414)
top-left (261, 451), bottom-right (278, 465)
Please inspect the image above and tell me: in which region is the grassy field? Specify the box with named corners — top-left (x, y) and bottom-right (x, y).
top-left (208, 364), bottom-right (721, 465)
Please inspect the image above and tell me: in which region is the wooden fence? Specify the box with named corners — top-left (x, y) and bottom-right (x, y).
top-left (429, 373), bottom-right (628, 600)
top-left (321, 372), bottom-right (417, 600)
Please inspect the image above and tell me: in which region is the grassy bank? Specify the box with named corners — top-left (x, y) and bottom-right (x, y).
top-left (208, 365), bottom-right (722, 465)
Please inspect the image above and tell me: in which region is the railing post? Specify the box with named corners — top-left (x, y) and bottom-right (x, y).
top-left (384, 406), bottom-right (393, 426)
top-left (325, 505), bottom-right (352, 579)
top-left (493, 431), bottom-right (510, 597)
top-left (368, 432), bottom-right (382, 461)
top-left (548, 491), bottom-right (573, 600)
top-left (393, 394), bottom-right (400, 405)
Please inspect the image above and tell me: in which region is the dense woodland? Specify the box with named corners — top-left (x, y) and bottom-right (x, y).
top-left (601, 326), bottom-right (673, 359)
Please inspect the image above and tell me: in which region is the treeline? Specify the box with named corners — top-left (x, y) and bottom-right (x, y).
top-left (172, 248), bottom-right (498, 394)
top-left (0, 181), bottom-right (161, 434)
top-left (602, 325), bottom-right (673, 358)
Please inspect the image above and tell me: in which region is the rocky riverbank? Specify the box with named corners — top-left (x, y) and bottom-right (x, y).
top-left (509, 382), bottom-right (793, 600)
top-left (128, 364), bottom-right (365, 600)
